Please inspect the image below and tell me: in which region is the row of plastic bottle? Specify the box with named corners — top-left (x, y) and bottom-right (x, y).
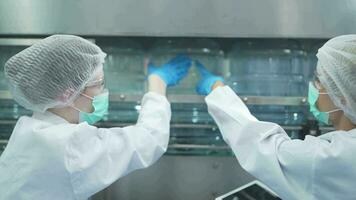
top-left (97, 38), bottom-right (324, 127)
top-left (0, 39), bottom-right (323, 96)
top-left (0, 46), bottom-right (26, 92)
top-left (0, 39), bottom-right (324, 126)
top-left (101, 38), bottom-right (324, 96)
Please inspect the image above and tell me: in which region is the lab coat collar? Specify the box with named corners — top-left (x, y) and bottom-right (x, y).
top-left (32, 111), bottom-right (69, 124)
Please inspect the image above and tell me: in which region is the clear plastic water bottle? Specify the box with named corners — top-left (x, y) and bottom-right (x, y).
top-left (100, 39), bottom-right (145, 95)
top-left (0, 46), bottom-right (25, 90)
top-left (227, 40), bottom-right (307, 97)
top-left (148, 38), bottom-right (226, 94)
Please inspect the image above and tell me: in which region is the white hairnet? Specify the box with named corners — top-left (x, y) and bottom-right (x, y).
top-left (316, 34), bottom-right (356, 124)
top-left (4, 35), bottom-right (106, 112)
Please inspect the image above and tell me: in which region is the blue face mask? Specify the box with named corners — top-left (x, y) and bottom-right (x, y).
top-left (73, 89), bottom-right (109, 125)
top-left (308, 82), bottom-right (340, 125)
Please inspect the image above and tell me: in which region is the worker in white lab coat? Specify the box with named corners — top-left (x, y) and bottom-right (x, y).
top-left (0, 35), bottom-right (191, 200)
top-left (195, 35), bottom-right (356, 200)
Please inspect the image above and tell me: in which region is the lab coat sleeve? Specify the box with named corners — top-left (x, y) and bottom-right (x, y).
top-left (205, 86), bottom-right (319, 200)
top-left (66, 92), bottom-right (171, 199)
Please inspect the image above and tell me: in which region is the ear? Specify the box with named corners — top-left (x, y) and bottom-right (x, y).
top-left (57, 88), bottom-right (76, 103)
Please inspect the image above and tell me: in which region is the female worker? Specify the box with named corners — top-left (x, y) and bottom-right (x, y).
top-left (196, 35), bottom-right (356, 199)
top-left (0, 35), bottom-right (191, 200)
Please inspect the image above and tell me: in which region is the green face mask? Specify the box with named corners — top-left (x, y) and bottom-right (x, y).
top-left (308, 82), bottom-right (340, 125)
top-left (73, 89), bottom-right (109, 125)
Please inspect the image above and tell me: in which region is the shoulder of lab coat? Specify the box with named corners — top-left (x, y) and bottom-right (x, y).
top-left (0, 113), bottom-right (79, 200)
top-left (66, 91), bottom-right (171, 199)
top-left (205, 86), bottom-right (356, 200)
top-left (0, 92), bottom-right (170, 200)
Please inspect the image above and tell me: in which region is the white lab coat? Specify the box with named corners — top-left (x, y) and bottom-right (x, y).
top-left (206, 86), bottom-right (356, 200)
top-left (0, 92), bottom-right (170, 200)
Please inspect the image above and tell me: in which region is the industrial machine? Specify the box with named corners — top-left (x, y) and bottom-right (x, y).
top-left (1, 0), bottom-right (354, 199)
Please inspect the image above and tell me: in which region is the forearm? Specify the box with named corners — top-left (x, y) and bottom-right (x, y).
top-left (205, 86), bottom-right (257, 143)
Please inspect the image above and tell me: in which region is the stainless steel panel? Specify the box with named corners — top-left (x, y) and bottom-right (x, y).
top-left (0, 38), bottom-right (94, 45)
top-left (1, 0), bottom-right (356, 38)
top-left (0, 38), bottom-right (42, 46)
top-left (0, 91), bottom-right (309, 106)
top-left (91, 155), bottom-right (255, 200)
top-left (108, 94), bottom-right (308, 105)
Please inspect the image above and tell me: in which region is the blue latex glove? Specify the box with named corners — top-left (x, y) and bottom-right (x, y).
top-left (148, 55), bottom-right (192, 87)
top-left (195, 61), bottom-right (224, 95)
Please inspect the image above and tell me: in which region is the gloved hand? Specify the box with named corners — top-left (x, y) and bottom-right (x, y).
top-left (195, 60), bottom-right (224, 95)
top-left (148, 55), bottom-right (192, 87)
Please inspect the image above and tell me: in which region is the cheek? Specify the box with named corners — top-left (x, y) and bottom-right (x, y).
top-left (74, 96), bottom-right (94, 113)
top-left (317, 95), bottom-right (335, 111)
